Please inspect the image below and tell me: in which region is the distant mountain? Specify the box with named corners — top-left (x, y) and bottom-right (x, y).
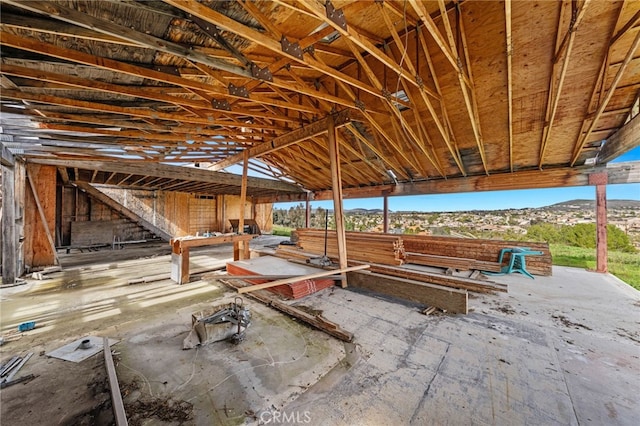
top-left (546, 199), bottom-right (640, 210)
top-left (344, 208), bottom-right (384, 214)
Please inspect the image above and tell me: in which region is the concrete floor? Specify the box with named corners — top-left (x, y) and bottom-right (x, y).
top-left (1, 239), bottom-right (638, 425)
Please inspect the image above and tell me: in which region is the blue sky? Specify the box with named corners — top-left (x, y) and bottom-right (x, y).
top-left (273, 146), bottom-right (640, 212)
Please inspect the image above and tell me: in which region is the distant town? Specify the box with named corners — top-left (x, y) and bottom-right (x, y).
top-left (273, 200), bottom-right (640, 249)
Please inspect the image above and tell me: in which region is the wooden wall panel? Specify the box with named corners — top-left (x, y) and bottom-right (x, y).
top-left (255, 202), bottom-right (273, 234)
top-left (24, 164), bottom-right (56, 268)
top-left (65, 187), bottom-right (271, 242)
top-left (188, 196), bottom-right (217, 235)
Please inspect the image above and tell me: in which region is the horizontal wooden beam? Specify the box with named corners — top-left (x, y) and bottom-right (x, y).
top-left (28, 158), bottom-right (305, 194)
top-left (0, 142), bottom-right (15, 167)
top-left (3, 0), bottom-right (250, 78)
top-left (209, 109), bottom-right (352, 171)
top-left (596, 114), bottom-right (640, 164)
top-left (311, 162), bottom-right (640, 200)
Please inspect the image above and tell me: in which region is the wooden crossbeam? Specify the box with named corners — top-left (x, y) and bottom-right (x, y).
top-left (310, 162), bottom-right (640, 201)
top-left (209, 109), bottom-right (351, 171)
top-left (29, 158), bottom-right (305, 194)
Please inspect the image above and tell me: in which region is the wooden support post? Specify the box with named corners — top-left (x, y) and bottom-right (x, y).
top-left (238, 149), bottom-right (249, 259)
top-left (589, 172), bottom-right (608, 273)
top-left (383, 195), bottom-right (389, 233)
top-left (305, 193), bottom-right (311, 228)
top-left (1, 165), bottom-right (16, 284)
top-left (170, 239), bottom-right (190, 284)
top-left (327, 115), bottom-right (348, 287)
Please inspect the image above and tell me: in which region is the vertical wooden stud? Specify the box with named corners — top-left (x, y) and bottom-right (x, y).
top-left (589, 172), bottom-right (608, 273)
top-left (327, 115), bottom-right (348, 287)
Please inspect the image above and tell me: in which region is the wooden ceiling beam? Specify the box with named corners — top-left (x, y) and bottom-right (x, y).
top-left (408, 0), bottom-right (459, 72)
top-left (299, 0), bottom-right (427, 95)
top-left (208, 109), bottom-right (352, 171)
top-left (311, 162), bottom-right (640, 201)
top-left (505, 0), bottom-right (514, 172)
top-left (0, 89), bottom-right (291, 130)
top-left (571, 27), bottom-right (640, 165)
top-left (28, 158), bottom-right (304, 193)
top-left (310, 54), bottom-right (419, 179)
top-left (0, 32), bottom-right (318, 116)
top-left (416, 25), bottom-right (465, 175)
top-left (539, 0), bottom-right (592, 168)
top-left (454, 5), bottom-right (489, 175)
top-left (164, 0), bottom-right (390, 104)
top-left (0, 12), bottom-right (139, 47)
top-left (0, 63), bottom-right (212, 110)
top-left (3, 0), bottom-right (250, 78)
top-left (378, 5), bottom-right (446, 176)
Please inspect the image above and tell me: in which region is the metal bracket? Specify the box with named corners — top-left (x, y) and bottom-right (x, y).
top-left (355, 99), bottom-right (366, 112)
top-left (303, 44), bottom-right (315, 56)
top-left (381, 88), bottom-right (392, 102)
top-left (326, 1), bottom-right (347, 31)
top-left (228, 83), bottom-right (250, 98)
top-left (151, 65), bottom-right (180, 76)
top-left (415, 74), bottom-right (424, 89)
top-left (250, 63), bottom-right (273, 82)
top-left (211, 99), bottom-right (231, 111)
top-left (281, 36), bottom-right (304, 60)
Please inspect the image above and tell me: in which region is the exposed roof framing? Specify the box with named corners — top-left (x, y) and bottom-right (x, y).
top-left (1, 0), bottom-right (638, 200)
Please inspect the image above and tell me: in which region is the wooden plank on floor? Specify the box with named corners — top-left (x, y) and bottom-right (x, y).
top-left (346, 270), bottom-right (468, 314)
top-left (220, 278), bottom-right (353, 342)
top-left (103, 337), bottom-right (127, 426)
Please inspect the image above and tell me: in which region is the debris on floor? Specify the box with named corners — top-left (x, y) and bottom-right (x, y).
top-left (183, 297), bottom-right (251, 349)
top-left (46, 336), bottom-right (119, 363)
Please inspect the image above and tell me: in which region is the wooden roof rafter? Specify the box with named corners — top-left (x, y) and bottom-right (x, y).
top-left (538, 0), bottom-right (592, 168)
top-left (570, 12), bottom-right (640, 166)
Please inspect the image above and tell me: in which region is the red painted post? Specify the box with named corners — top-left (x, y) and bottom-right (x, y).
top-left (589, 173), bottom-right (608, 273)
top-left (383, 195), bottom-right (389, 233)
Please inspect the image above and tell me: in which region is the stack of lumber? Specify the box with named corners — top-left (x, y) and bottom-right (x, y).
top-left (226, 256), bottom-right (336, 299)
top-left (404, 253), bottom-right (502, 272)
top-left (402, 235), bottom-right (552, 276)
top-left (294, 229), bottom-right (405, 265)
top-left (349, 261), bottom-right (508, 294)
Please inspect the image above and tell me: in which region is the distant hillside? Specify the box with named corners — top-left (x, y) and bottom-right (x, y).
top-left (546, 199), bottom-right (640, 210)
top-left (344, 208), bottom-right (383, 214)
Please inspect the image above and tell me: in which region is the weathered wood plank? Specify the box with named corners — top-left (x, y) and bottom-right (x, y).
top-left (1, 166), bottom-right (16, 284)
top-left (237, 264), bottom-right (370, 294)
top-left (220, 278), bottom-right (353, 342)
top-left (347, 270), bottom-right (468, 314)
top-left (103, 337), bottom-right (128, 426)
top-left (1, 142), bottom-right (14, 167)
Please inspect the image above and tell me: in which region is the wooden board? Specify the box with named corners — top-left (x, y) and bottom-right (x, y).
top-left (346, 270), bottom-right (468, 314)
